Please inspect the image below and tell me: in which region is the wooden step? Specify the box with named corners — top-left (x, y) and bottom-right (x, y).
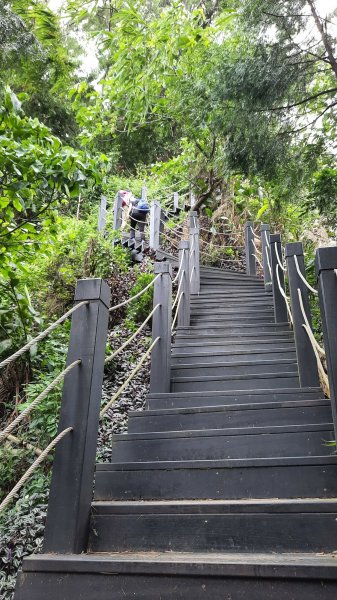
top-left (16, 552), bottom-right (337, 599)
top-left (172, 339), bottom-right (296, 354)
top-left (147, 387), bottom-right (324, 409)
top-left (128, 399), bottom-right (332, 433)
top-left (89, 498), bottom-right (337, 554)
top-left (171, 348), bottom-right (297, 364)
top-left (171, 371), bottom-right (300, 392)
top-left (94, 456), bottom-right (337, 501)
top-left (171, 359), bottom-right (298, 378)
top-left (111, 424), bottom-right (334, 462)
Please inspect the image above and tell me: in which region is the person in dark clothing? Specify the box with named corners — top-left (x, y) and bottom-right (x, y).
top-left (129, 196), bottom-right (150, 241)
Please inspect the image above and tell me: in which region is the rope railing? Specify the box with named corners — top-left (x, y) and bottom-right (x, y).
top-left (105, 304), bottom-right (160, 365)
top-left (109, 274), bottom-right (160, 312)
top-left (171, 292), bottom-right (184, 333)
top-left (253, 253), bottom-right (264, 269)
top-left (0, 360), bottom-right (81, 444)
top-left (276, 265), bottom-right (293, 325)
top-left (252, 239), bottom-right (262, 257)
top-left (7, 433), bottom-right (42, 456)
top-left (190, 265), bottom-right (196, 283)
top-left (249, 225), bottom-right (260, 240)
top-left (0, 301), bottom-right (88, 370)
top-left (172, 272), bottom-right (184, 310)
top-left (0, 427), bottom-right (73, 514)
top-left (173, 249), bottom-right (185, 284)
top-left (297, 288), bottom-right (329, 394)
top-left (100, 336), bottom-right (160, 417)
top-left (294, 255), bottom-right (318, 295)
top-left (160, 229), bottom-right (180, 250)
top-left (274, 243), bottom-right (285, 272)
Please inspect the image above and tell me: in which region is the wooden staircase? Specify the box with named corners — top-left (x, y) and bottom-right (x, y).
top-left (15, 266), bottom-right (337, 599)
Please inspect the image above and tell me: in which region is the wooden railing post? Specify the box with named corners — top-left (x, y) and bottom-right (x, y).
top-left (150, 262), bottom-right (172, 393)
top-left (260, 223), bottom-right (272, 291)
top-left (189, 211), bottom-right (200, 294)
top-left (43, 279), bottom-right (111, 554)
top-left (270, 234), bottom-right (288, 323)
top-left (97, 195), bottom-right (107, 233)
top-left (173, 192), bottom-right (179, 213)
top-left (178, 240), bottom-right (190, 327)
top-left (113, 192), bottom-right (123, 230)
top-left (150, 200), bottom-right (161, 251)
top-left (285, 242), bottom-right (320, 388)
top-left (316, 247), bottom-right (337, 432)
top-left (244, 221), bottom-right (256, 275)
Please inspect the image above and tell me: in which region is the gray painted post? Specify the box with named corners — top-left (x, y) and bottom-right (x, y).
top-left (97, 195), bottom-right (107, 232)
top-left (113, 192), bottom-right (123, 230)
top-left (261, 223), bottom-right (272, 291)
top-left (150, 262), bottom-right (172, 393)
top-left (173, 192), bottom-right (179, 213)
top-left (244, 221), bottom-right (257, 275)
top-left (285, 242), bottom-right (320, 388)
top-left (150, 200), bottom-right (161, 251)
top-left (177, 240), bottom-right (190, 327)
top-left (316, 247), bottom-right (337, 434)
top-left (270, 234), bottom-right (288, 323)
top-left (189, 211), bottom-right (200, 294)
top-left (43, 279), bottom-right (111, 554)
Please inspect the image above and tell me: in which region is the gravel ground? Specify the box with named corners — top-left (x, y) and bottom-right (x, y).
top-left (97, 322), bottom-right (152, 462)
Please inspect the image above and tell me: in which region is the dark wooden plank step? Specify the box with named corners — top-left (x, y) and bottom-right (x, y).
top-left (171, 359), bottom-right (298, 378)
top-left (172, 339), bottom-right (296, 354)
top-left (148, 387), bottom-right (324, 409)
top-left (94, 455), bottom-right (337, 501)
top-left (171, 348), bottom-right (297, 364)
top-left (111, 423), bottom-right (333, 462)
top-left (171, 371), bottom-right (300, 392)
top-left (89, 499), bottom-right (337, 554)
top-left (128, 399), bottom-right (332, 433)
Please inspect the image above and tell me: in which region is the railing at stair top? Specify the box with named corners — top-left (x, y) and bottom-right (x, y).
top-left (4, 191), bottom-right (337, 561)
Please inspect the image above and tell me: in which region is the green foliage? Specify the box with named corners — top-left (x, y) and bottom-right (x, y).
top-left (126, 272), bottom-right (155, 324)
top-left (0, 491), bottom-right (47, 599)
top-left (309, 167), bottom-right (337, 226)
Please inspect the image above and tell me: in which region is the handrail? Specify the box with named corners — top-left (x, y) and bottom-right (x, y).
top-left (0, 427), bottom-right (73, 513)
top-left (294, 255), bottom-right (318, 295)
top-left (109, 274), bottom-right (160, 312)
top-left (105, 304), bottom-right (160, 365)
top-left (173, 249), bottom-right (185, 283)
top-left (275, 243), bottom-right (285, 271)
top-left (100, 336), bottom-right (160, 417)
top-left (172, 276), bottom-right (184, 310)
top-left (276, 265), bottom-right (293, 325)
top-left (171, 292), bottom-right (184, 333)
top-left (0, 360), bottom-right (81, 444)
top-left (297, 288), bottom-right (329, 393)
top-left (0, 301), bottom-right (88, 370)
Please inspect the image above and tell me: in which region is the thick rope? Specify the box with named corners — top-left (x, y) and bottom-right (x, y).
top-left (275, 243), bottom-right (285, 271)
top-left (171, 292), bottom-right (184, 333)
top-left (109, 274), bottom-right (160, 312)
top-left (0, 427), bottom-right (72, 513)
top-left (297, 288), bottom-right (326, 357)
top-left (263, 230), bottom-right (270, 249)
top-left (297, 289), bottom-right (329, 394)
top-left (7, 434), bottom-right (42, 456)
top-left (105, 304), bottom-right (160, 365)
top-left (100, 337), bottom-right (160, 417)
top-left (252, 239), bottom-right (262, 257)
top-left (276, 265), bottom-right (293, 325)
top-left (199, 227), bottom-right (232, 236)
top-left (294, 255), bottom-right (318, 295)
top-left (160, 229), bottom-right (180, 250)
top-left (172, 277), bottom-right (184, 310)
top-left (253, 253), bottom-right (263, 269)
top-left (173, 249), bottom-right (185, 283)
top-left (249, 225), bottom-right (260, 240)
top-left (190, 265), bottom-right (196, 283)
top-left (0, 360), bottom-right (80, 444)
top-left (0, 301), bottom-right (88, 370)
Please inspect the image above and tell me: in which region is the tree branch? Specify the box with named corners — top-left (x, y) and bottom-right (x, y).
top-left (306, 0), bottom-right (337, 77)
top-left (255, 87), bottom-right (337, 112)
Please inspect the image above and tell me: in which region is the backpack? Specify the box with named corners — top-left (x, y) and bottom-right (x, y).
top-left (137, 199), bottom-right (150, 212)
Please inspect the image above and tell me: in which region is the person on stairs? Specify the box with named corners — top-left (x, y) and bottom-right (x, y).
top-left (129, 194), bottom-right (150, 242)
